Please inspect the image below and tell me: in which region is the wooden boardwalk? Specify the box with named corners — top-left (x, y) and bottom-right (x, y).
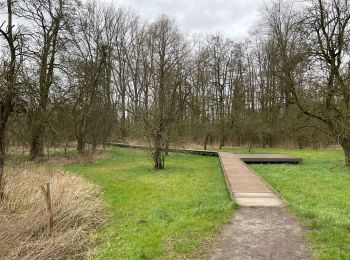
top-left (109, 143), bottom-right (301, 207)
top-left (109, 143), bottom-right (310, 258)
top-left (219, 152), bottom-right (287, 207)
top-left (213, 153), bottom-right (311, 259)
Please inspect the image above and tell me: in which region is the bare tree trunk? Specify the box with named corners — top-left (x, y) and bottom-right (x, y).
top-left (153, 132), bottom-right (164, 170)
top-left (0, 0), bottom-right (18, 197)
top-left (219, 134), bottom-right (226, 149)
top-left (29, 124), bottom-right (44, 160)
top-left (165, 140), bottom-right (169, 156)
top-left (0, 97), bottom-right (13, 197)
top-left (341, 139), bottom-right (350, 167)
top-left (92, 137), bottom-right (97, 154)
top-left (204, 134), bottom-right (209, 150)
top-left (0, 124), bottom-right (6, 198)
top-left (248, 143), bottom-right (252, 153)
top-left (121, 94), bottom-right (127, 139)
top-left (77, 135), bottom-right (86, 154)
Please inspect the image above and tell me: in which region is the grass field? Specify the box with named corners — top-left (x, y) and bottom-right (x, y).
top-left (65, 147), bottom-right (234, 259)
top-left (221, 147), bottom-right (350, 260)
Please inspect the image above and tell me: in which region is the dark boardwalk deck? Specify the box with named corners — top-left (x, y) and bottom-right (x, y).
top-left (238, 153), bottom-right (302, 164)
top-left (109, 143), bottom-right (302, 163)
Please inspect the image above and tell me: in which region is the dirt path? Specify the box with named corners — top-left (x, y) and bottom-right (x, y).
top-left (211, 152), bottom-right (312, 259)
top-left (210, 207), bottom-right (312, 260)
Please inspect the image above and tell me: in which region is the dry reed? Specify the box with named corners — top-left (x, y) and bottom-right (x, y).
top-left (0, 166), bottom-right (107, 260)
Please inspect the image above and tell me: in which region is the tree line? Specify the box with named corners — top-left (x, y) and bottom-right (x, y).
top-left (0, 0), bottom-right (349, 193)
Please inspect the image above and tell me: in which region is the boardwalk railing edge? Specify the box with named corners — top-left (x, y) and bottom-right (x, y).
top-left (108, 142), bottom-right (302, 163)
top-left (217, 153), bottom-right (235, 201)
top-left (108, 142), bottom-right (219, 157)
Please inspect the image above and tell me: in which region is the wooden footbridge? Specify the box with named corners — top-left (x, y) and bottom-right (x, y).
top-left (109, 143), bottom-right (309, 258)
top-left (109, 143), bottom-right (302, 207)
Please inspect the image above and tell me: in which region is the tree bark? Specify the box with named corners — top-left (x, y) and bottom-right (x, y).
top-left (0, 0), bottom-right (17, 197)
top-left (92, 138), bottom-right (97, 154)
top-left (219, 134), bottom-right (226, 149)
top-left (340, 138), bottom-right (350, 166)
top-left (204, 134), bottom-right (209, 150)
top-left (165, 141), bottom-right (169, 156)
top-left (120, 93), bottom-right (127, 139)
top-left (0, 89), bottom-right (14, 197)
top-left (29, 124), bottom-right (44, 161)
top-left (77, 135), bottom-right (86, 154)
top-left (153, 132), bottom-right (164, 170)
top-left (0, 123), bottom-right (6, 198)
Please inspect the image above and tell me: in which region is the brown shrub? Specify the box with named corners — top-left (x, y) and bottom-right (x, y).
top-left (0, 166), bottom-right (108, 260)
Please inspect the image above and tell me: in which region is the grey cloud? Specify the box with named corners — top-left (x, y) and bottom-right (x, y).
top-left (112, 0), bottom-right (264, 39)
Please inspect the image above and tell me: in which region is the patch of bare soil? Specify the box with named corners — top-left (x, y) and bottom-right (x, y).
top-left (210, 207), bottom-right (312, 260)
top-left (0, 167), bottom-right (108, 260)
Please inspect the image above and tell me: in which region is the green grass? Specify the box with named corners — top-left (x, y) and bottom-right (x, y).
top-left (65, 147), bottom-right (234, 259)
top-left (222, 146), bottom-right (350, 260)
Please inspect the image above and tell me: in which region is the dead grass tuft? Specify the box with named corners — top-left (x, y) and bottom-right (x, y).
top-left (0, 166), bottom-right (108, 259)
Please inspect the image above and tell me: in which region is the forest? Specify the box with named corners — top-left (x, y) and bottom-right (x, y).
top-left (1, 0), bottom-right (350, 259)
top-left (1, 0), bottom-right (350, 185)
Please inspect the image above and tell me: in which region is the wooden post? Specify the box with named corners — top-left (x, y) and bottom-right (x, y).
top-left (40, 183), bottom-right (53, 232)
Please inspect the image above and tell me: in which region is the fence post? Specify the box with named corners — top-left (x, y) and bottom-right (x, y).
top-left (41, 182), bottom-right (53, 232)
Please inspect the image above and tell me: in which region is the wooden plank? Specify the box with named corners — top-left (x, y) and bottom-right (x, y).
top-left (218, 152), bottom-right (284, 207)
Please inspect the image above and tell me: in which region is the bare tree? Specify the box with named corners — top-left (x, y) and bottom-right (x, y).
top-left (0, 0), bottom-right (22, 197)
top-left (17, 0), bottom-right (73, 160)
top-left (0, 0), bottom-right (343, 171)
top-left (264, 0), bottom-right (350, 164)
top-left (306, 0), bottom-right (350, 165)
top-left (143, 17), bottom-right (188, 169)
top-left (66, 0), bottom-right (119, 154)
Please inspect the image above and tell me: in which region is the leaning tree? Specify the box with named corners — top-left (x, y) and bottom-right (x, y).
top-left (265, 0), bottom-right (350, 165)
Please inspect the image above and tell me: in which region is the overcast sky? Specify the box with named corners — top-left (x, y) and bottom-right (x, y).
top-left (0, 0), bottom-right (265, 40)
top-left (114, 0), bottom-right (265, 40)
